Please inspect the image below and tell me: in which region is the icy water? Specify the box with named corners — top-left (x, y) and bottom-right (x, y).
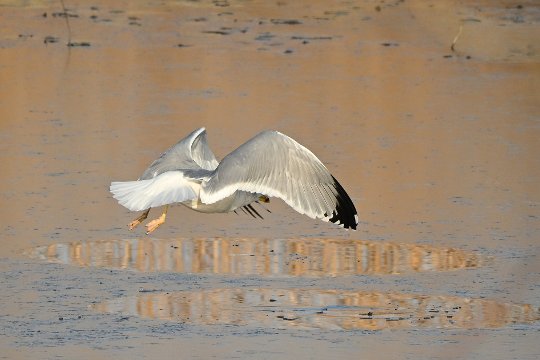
top-left (1, 0), bottom-right (539, 359)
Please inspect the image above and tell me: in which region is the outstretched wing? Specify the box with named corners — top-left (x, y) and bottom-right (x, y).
top-left (200, 130), bottom-right (358, 229)
top-left (140, 127), bottom-right (219, 180)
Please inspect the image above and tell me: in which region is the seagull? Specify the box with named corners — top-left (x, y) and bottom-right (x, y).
top-left (110, 128), bottom-right (358, 234)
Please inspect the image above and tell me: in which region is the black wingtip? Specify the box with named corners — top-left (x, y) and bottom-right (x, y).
top-left (325, 176), bottom-right (358, 230)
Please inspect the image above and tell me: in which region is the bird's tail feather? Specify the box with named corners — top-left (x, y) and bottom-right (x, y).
top-left (110, 172), bottom-right (197, 212)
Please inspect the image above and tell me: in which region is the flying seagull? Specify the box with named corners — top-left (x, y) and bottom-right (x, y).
top-left (110, 128), bottom-right (358, 234)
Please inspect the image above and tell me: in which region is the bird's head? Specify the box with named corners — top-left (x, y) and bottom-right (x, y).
top-left (258, 195), bottom-right (270, 203)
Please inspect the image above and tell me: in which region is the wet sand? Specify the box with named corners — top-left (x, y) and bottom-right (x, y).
top-left (1, 0), bottom-right (539, 359)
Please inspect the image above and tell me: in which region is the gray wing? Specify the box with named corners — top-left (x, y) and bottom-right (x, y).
top-left (140, 127), bottom-right (219, 180)
top-left (200, 130), bottom-right (358, 229)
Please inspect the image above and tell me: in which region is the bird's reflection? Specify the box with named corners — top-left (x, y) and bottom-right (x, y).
top-left (27, 237), bottom-right (484, 276)
top-left (91, 288), bottom-right (539, 330)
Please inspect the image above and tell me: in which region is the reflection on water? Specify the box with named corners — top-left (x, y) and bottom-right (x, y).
top-left (92, 288), bottom-right (539, 330)
top-left (27, 237), bottom-right (484, 276)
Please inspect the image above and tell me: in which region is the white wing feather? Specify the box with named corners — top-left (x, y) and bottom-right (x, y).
top-left (200, 130), bottom-right (358, 229)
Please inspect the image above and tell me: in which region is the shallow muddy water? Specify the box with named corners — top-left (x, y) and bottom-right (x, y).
top-left (1, 0), bottom-right (539, 359)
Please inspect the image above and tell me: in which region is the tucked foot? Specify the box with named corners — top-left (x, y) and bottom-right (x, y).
top-left (128, 209), bottom-right (150, 230)
top-left (145, 205), bottom-right (168, 235)
top-left (129, 219), bottom-right (141, 230)
top-left (145, 216), bottom-right (165, 234)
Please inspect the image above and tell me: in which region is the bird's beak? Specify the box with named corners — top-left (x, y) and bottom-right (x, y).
top-left (258, 195), bottom-right (270, 203)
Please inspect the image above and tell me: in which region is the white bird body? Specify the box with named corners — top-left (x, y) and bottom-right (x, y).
top-left (110, 128), bottom-right (358, 233)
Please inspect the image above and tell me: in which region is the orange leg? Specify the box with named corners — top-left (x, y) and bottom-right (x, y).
top-left (145, 205), bottom-right (169, 235)
top-left (129, 209), bottom-right (150, 230)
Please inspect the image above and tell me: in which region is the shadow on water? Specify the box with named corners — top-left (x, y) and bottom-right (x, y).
top-left (26, 237), bottom-right (486, 276)
top-left (91, 288), bottom-right (540, 330)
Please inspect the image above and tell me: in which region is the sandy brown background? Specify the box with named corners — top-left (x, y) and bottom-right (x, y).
top-left (0, 0), bottom-right (539, 359)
